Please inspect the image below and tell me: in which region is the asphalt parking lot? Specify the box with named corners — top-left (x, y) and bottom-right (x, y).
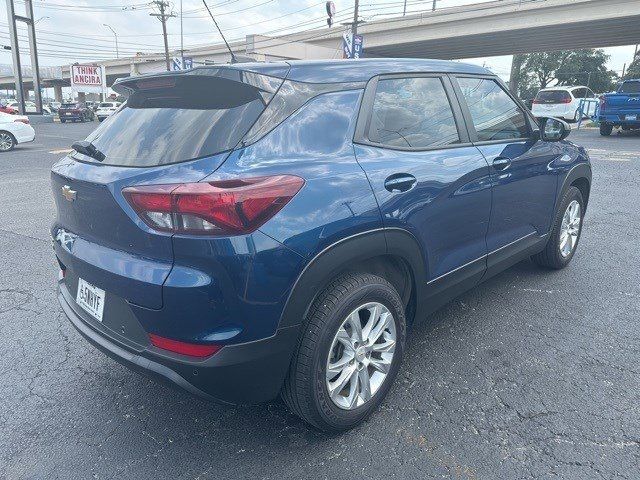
top-left (0, 122), bottom-right (638, 479)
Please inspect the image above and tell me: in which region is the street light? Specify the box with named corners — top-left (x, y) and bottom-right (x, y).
top-left (103, 23), bottom-right (119, 58)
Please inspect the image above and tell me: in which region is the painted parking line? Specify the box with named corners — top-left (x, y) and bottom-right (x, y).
top-left (587, 149), bottom-right (637, 162)
top-left (49, 148), bottom-right (73, 154)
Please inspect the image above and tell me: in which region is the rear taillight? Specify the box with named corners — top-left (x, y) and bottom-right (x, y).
top-left (123, 175), bottom-right (304, 236)
top-left (14, 118), bottom-right (29, 124)
top-left (599, 96), bottom-right (607, 109)
top-left (149, 333), bottom-right (221, 358)
top-left (531, 100), bottom-right (539, 104)
top-left (561, 98), bottom-right (572, 104)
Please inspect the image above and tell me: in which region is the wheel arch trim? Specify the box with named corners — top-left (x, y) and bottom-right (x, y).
top-left (277, 227), bottom-right (427, 330)
top-left (559, 161), bottom-right (592, 212)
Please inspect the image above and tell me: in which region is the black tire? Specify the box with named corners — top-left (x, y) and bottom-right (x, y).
top-left (600, 123), bottom-right (613, 136)
top-left (282, 273), bottom-right (406, 432)
top-left (0, 130), bottom-right (16, 152)
top-left (60, 119), bottom-right (66, 123)
top-left (532, 186), bottom-right (584, 269)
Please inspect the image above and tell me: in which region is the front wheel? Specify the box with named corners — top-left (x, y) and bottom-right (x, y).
top-left (0, 131), bottom-right (16, 152)
top-left (282, 273), bottom-right (406, 432)
top-left (600, 123), bottom-right (613, 136)
top-left (532, 186), bottom-right (584, 269)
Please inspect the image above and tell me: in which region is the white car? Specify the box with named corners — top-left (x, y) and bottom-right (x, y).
top-left (0, 111), bottom-right (35, 152)
top-left (531, 86), bottom-right (597, 122)
top-left (95, 101), bottom-right (121, 121)
top-left (6, 101), bottom-right (52, 115)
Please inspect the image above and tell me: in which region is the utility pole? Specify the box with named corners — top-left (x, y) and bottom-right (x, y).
top-left (5, 0), bottom-right (43, 114)
top-left (509, 53), bottom-right (525, 95)
top-left (432, 0), bottom-right (437, 11)
top-left (180, 0), bottom-right (184, 62)
top-left (25, 0), bottom-right (43, 113)
top-left (352, 0), bottom-right (359, 35)
top-left (150, 1), bottom-right (175, 71)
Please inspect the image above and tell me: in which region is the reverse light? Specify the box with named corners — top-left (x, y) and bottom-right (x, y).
top-left (149, 334), bottom-right (221, 358)
top-left (123, 175), bottom-right (304, 236)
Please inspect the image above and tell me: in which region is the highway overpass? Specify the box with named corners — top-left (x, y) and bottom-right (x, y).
top-left (1, 0), bottom-right (639, 94)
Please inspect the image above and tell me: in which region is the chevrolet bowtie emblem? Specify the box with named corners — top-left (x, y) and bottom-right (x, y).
top-left (61, 185), bottom-right (77, 202)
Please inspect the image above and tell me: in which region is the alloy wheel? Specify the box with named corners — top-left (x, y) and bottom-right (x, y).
top-left (559, 200), bottom-right (581, 257)
top-left (325, 302), bottom-right (396, 410)
top-left (0, 132), bottom-right (14, 151)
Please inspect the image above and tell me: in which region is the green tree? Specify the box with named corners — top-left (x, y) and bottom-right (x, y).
top-left (555, 49), bottom-right (617, 92)
top-left (514, 49), bottom-right (618, 97)
top-left (625, 56), bottom-right (640, 79)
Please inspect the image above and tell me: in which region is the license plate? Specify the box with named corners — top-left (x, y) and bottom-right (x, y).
top-left (76, 278), bottom-right (106, 322)
top-left (625, 114), bottom-right (637, 121)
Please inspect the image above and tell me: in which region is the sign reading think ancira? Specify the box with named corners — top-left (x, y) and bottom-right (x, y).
top-left (70, 64), bottom-right (106, 93)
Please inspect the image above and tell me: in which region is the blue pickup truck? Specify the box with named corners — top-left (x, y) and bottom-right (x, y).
top-left (598, 79), bottom-right (640, 136)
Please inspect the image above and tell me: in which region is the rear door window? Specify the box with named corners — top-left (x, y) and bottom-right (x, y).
top-left (620, 81), bottom-right (640, 94)
top-left (366, 76), bottom-right (460, 149)
top-left (77, 71), bottom-right (282, 167)
top-left (457, 77), bottom-right (530, 141)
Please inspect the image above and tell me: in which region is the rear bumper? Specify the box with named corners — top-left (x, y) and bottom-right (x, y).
top-left (15, 128), bottom-right (35, 144)
top-left (598, 114), bottom-right (640, 126)
top-left (58, 279), bottom-right (300, 404)
top-left (531, 106), bottom-right (573, 119)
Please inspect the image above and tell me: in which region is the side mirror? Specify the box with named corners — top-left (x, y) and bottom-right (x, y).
top-left (540, 117), bottom-right (571, 142)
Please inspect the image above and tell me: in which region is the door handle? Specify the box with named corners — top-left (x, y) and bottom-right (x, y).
top-left (384, 173), bottom-right (417, 193)
top-left (492, 156), bottom-right (512, 170)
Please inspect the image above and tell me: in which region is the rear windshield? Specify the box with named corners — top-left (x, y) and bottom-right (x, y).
top-left (534, 90), bottom-right (571, 103)
top-left (99, 102), bottom-right (115, 107)
top-left (620, 81), bottom-right (640, 94)
top-left (61, 103), bottom-right (78, 108)
top-left (76, 71), bottom-right (281, 167)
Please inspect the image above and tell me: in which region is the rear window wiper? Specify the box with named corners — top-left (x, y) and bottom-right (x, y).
top-left (72, 141), bottom-right (106, 162)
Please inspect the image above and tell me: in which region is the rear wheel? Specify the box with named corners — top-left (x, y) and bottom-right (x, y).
top-left (600, 123), bottom-right (613, 136)
top-left (0, 131), bottom-right (16, 152)
top-left (60, 119), bottom-right (66, 123)
top-left (532, 186), bottom-right (584, 269)
top-left (282, 273), bottom-right (406, 432)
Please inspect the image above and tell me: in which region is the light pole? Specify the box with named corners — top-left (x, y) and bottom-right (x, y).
top-left (103, 23), bottom-right (119, 58)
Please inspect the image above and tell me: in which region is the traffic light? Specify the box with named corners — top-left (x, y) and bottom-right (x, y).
top-left (326, 1), bottom-right (335, 27)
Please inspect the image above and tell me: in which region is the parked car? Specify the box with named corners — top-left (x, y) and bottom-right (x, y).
top-left (46, 102), bottom-right (60, 114)
top-left (597, 79), bottom-right (640, 136)
top-left (0, 101), bottom-right (18, 115)
top-left (0, 111), bottom-right (35, 151)
top-left (95, 101), bottom-right (121, 121)
top-left (531, 86), bottom-right (597, 121)
top-left (51, 60), bottom-right (591, 432)
top-left (58, 102), bottom-right (94, 123)
top-left (5, 100), bottom-right (52, 115)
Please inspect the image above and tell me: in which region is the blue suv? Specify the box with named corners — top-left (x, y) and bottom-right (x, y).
top-left (52, 59), bottom-right (591, 432)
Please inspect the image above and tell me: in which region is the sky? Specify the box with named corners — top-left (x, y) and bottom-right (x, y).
top-left (0, 0), bottom-right (637, 82)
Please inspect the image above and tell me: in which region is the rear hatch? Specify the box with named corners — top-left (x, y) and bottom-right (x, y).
top-left (52, 66), bottom-right (286, 310)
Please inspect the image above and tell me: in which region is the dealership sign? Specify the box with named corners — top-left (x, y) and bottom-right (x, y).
top-left (70, 64), bottom-right (106, 93)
